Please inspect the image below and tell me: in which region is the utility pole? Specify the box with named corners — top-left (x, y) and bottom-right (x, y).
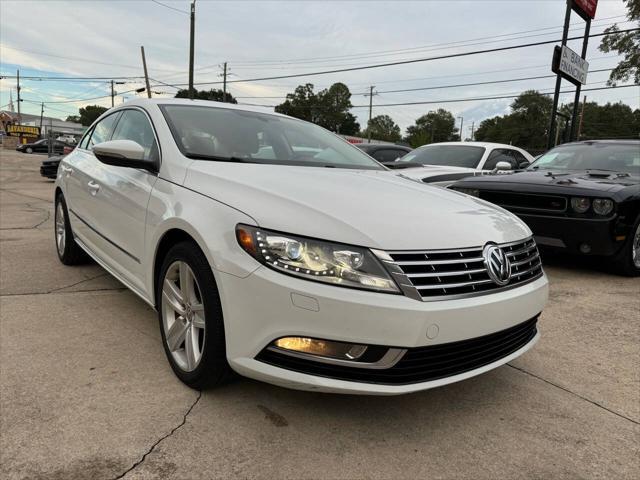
top-left (188, 0), bottom-right (196, 99)
top-left (470, 121), bottom-right (475, 141)
top-left (140, 46), bottom-right (152, 98)
top-left (457, 116), bottom-right (464, 141)
top-left (548, 0), bottom-right (572, 149)
top-left (39, 103), bottom-right (44, 130)
top-left (222, 62), bottom-right (228, 102)
top-left (16, 69), bottom-right (21, 124)
top-left (577, 95), bottom-right (587, 140)
top-left (569, 19), bottom-right (590, 142)
top-left (365, 85), bottom-right (377, 143)
top-left (111, 80), bottom-right (125, 107)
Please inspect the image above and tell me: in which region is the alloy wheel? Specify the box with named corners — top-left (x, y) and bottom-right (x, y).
top-left (162, 261), bottom-right (206, 372)
top-left (633, 223), bottom-right (640, 269)
top-left (55, 202), bottom-right (66, 256)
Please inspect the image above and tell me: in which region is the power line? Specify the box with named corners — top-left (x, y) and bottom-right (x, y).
top-left (213, 15), bottom-right (628, 67)
top-left (237, 84), bottom-right (639, 109)
top-left (150, 0), bottom-right (189, 15)
top-left (162, 29), bottom-right (640, 88)
top-left (232, 68), bottom-right (616, 99)
top-left (225, 21), bottom-right (632, 72)
top-left (1, 45), bottom-right (186, 73)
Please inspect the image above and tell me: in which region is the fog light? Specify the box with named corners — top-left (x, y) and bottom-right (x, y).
top-left (579, 243), bottom-right (591, 254)
top-left (273, 337), bottom-right (367, 360)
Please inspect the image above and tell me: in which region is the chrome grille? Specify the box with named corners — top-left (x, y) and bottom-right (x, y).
top-left (380, 238), bottom-right (543, 301)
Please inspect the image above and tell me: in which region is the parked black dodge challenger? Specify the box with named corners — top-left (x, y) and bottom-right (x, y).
top-left (450, 140), bottom-right (640, 276)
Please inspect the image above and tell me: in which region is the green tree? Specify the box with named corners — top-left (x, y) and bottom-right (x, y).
top-left (599, 0), bottom-right (640, 85)
top-left (65, 115), bottom-right (81, 124)
top-left (363, 115), bottom-right (401, 142)
top-left (174, 88), bottom-right (237, 103)
top-left (274, 83), bottom-right (321, 123)
top-left (75, 105), bottom-right (108, 126)
top-left (316, 82), bottom-right (360, 135)
top-left (404, 109), bottom-right (458, 148)
top-left (275, 82), bottom-right (360, 135)
top-left (560, 101), bottom-right (640, 140)
top-left (475, 90), bottom-right (552, 152)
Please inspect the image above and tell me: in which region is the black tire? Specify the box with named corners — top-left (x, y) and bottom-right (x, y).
top-left (611, 215), bottom-right (640, 277)
top-left (26, 147), bottom-right (33, 154)
top-left (157, 241), bottom-right (231, 390)
top-left (54, 193), bottom-right (88, 265)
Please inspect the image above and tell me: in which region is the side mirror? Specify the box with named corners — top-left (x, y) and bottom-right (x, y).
top-left (519, 161), bottom-right (531, 169)
top-left (93, 140), bottom-right (156, 172)
top-left (493, 161), bottom-right (512, 172)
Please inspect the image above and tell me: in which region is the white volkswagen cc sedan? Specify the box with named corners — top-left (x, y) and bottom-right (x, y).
top-left (54, 99), bottom-right (548, 394)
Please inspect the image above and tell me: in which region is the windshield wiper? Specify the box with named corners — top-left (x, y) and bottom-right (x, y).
top-left (184, 153), bottom-right (256, 163)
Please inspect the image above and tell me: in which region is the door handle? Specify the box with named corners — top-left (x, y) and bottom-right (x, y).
top-left (61, 165), bottom-right (73, 175)
top-left (87, 181), bottom-right (100, 196)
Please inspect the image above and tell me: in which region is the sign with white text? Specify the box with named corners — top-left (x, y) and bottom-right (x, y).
top-left (552, 45), bottom-right (589, 86)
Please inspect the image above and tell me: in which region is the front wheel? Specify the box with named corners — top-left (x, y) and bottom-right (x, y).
top-left (157, 241), bottom-right (231, 389)
top-left (612, 217), bottom-right (640, 276)
top-left (26, 147), bottom-right (33, 154)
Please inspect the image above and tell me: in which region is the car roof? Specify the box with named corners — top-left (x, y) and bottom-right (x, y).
top-left (118, 97), bottom-right (290, 119)
top-left (415, 141), bottom-right (525, 149)
top-left (554, 139), bottom-right (640, 146)
top-left (356, 143), bottom-right (411, 150)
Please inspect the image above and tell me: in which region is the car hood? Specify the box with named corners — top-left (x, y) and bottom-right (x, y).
top-left (184, 162), bottom-right (531, 250)
top-left (396, 165), bottom-right (483, 183)
top-left (458, 169), bottom-right (640, 192)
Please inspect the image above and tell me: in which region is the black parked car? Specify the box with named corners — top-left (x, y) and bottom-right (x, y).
top-left (450, 140), bottom-right (640, 276)
top-left (39, 154), bottom-right (65, 179)
top-left (355, 143), bottom-right (412, 163)
top-left (16, 139), bottom-right (65, 154)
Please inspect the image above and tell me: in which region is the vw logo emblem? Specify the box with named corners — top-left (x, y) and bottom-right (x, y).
top-left (483, 244), bottom-right (511, 286)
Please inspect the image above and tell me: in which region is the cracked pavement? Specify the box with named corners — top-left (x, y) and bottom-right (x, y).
top-left (1, 150), bottom-right (638, 479)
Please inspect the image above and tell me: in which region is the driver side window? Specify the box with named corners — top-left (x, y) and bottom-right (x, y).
top-left (110, 109), bottom-right (159, 162)
top-left (87, 113), bottom-right (120, 150)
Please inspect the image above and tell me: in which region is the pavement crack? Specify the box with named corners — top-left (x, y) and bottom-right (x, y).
top-left (48, 273), bottom-right (109, 293)
top-left (0, 188), bottom-right (52, 203)
top-left (112, 391), bottom-right (202, 480)
top-left (508, 364), bottom-right (639, 425)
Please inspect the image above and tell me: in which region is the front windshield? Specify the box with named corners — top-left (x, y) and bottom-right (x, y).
top-left (398, 145), bottom-right (486, 168)
top-left (160, 104), bottom-right (383, 170)
top-left (530, 143), bottom-right (640, 175)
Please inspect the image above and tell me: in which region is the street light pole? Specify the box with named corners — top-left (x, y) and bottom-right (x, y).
top-left (457, 116), bottom-right (464, 141)
top-left (188, 0), bottom-right (196, 99)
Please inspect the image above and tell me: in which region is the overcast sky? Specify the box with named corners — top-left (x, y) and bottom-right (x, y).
top-left (1, 0), bottom-right (638, 138)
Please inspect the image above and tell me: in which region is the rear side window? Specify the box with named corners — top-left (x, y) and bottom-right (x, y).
top-left (88, 113), bottom-right (120, 150)
top-left (373, 149), bottom-right (407, 162)
top-left (483, 149), bottom-right (518, 170)
top-left (111, 109), bottom-right (159, 162)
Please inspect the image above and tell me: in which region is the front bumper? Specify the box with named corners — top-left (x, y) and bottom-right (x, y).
top-left (216, 265), bottom-right (548, 394)
top-left (516, 212), bottom-right (625, 256)
top-left (40, 164), bottom-right (58, 179)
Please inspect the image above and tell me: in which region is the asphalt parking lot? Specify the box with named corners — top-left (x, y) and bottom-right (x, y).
top-left (0, 149), bottom-right (638, 480)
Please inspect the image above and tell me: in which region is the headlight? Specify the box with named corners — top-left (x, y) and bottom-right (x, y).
top-left (592, 198), bottom-right (614, 216)
top-left (570, 197), bottom-right (590, 213)
top-left (236, 224), bottom-right (399, 293)
top-left (451, 187), bottom-right (479, 197)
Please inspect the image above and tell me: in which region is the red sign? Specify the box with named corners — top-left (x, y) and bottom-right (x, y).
top-left (573, 0), bottom-right (597, 19)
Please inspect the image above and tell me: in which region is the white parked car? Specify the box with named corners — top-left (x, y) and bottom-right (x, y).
top-left (54, 99), bottom-right (548, 394)
top-left (395, 142), bottom-right (535, 186)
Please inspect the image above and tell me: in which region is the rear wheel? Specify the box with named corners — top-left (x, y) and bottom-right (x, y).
top-left (612, 217), bottom-right (640, 276)
top-left (157, 241), bottom-right (231, 389)
top-left (54, 194), bottom-right (87, 265)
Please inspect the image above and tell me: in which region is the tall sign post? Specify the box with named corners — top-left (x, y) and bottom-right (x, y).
top-left (547, 0), bottom-right (597, 149)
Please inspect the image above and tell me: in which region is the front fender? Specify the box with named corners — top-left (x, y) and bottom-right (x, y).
top-left (144, 178), bottom-right (261, 300)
